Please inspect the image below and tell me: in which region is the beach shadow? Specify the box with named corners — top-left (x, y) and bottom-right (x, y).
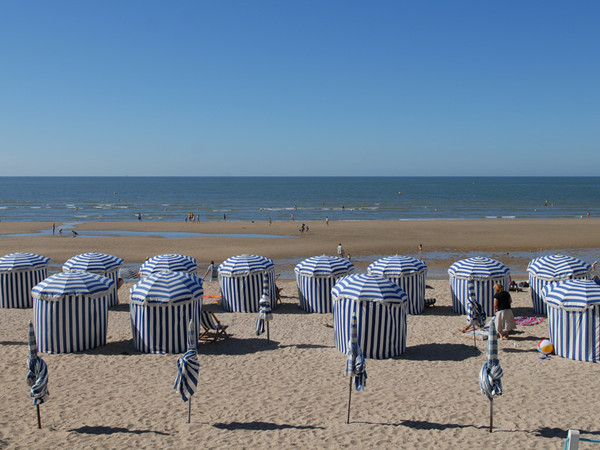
top-left (0, 340), bottom-right (27, 346)
top-left (278, 343), bottom-right (333, 350)
top-left (68, 425), bottom-right (170, 436)
top-left (84, 339), bottom-right (136, 356)
top-left (109, 304), bottom-right (130, 312)
top-left (421, 305), bottom-right (459, 317)
top-left (213, 421), bottom-right (325, 431)
top-left (533, 427), bottom-right (600, 438)
top-left (198, 337), bottom-right (279, 355)
top-left (354, 419), bottom-right (487, 431)
top-left (400, 343), bottom-right (481, 361)
top-left (500, 347), bottom-right (538, 354)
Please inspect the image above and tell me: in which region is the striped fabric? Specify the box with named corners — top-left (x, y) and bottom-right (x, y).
top-left (219, 255), bottom-right (276, 313)
top-left (174, 320), bottom-right (200, 402)
top-left (345, 313), bottom-right (367, 391)
top-left (528, 255), bottom-right (592, 315)
top-left (256, 276), bottom-right (273, 336)
top-left (0, 253), bottom-right (49, 309)
top-left (139, 254), bottom-right (198, 277)
top-left (332, 274), bottom-right (408, 359)
top-left (129, 271), bottom-right (203, 354)
top-left (542, 279), bottom-right (600, 362)
top-left (479, 318), bottom-right (503, 400)
top-left (368, 256), bottom-right (427, 315)
top-left (26, 322), bottom-right (49, 405)
top-left (63, 253), bottom-right (123, 307)
top-left (295, 256), bottom-right (354, 313)
top-left (448, 257), bottom-right (510, 318)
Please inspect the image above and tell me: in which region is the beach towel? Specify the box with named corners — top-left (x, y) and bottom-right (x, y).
top-left (514, 316), bottom-right (545, 326)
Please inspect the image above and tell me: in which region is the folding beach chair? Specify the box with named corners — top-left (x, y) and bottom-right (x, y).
top-left (199, 311), bottom-right (228, 342)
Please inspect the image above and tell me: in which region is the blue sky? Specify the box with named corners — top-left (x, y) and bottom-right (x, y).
top-left (1, 1), bottom-right (598, 176)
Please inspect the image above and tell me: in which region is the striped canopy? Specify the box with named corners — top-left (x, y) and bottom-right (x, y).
top-left (527, 255), bottom-right (591, 281)
top-left (0, 253), bottom-right (50, 272)
top-left (448, 257), bottom-right (509, 280)
top-left (542, 279), bottom-right (600, 311)
top-left (219, 254), bottom-right (274, 277)
top-left (63, 252), bottom-right (123, 273)
top-left (32, 272), bottom-right (114, 301)
top-left (368, 255), bottom-right (427, 277)
top-left (130, 271), bottom-right (203, 305)
top-left (295, 255), bottom-right (354, 278)
top-left (139, 254), bottom-right (197, 277)
top-left (332, 274), bottom-right (408, 306)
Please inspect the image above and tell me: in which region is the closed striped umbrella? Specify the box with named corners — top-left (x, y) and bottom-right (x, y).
top-left (332, 274), bottom-right (408, 359)
top-left (542, 279), bottom-right (600, 362)
top-left (26, 321), bottom-right (49, 429)
top-left (0, 253), bottom-right (50, 309)
top-left (174, 319), bottom-right (200, 423)
top-left (63, 252), bottom-right (123, 307)
top-left (528, 255), bottom-right (592, 315)
top-left (219, 255), bottom-right (276, 313)
top-left (32, 272), bottom-right (114, 353)
top-left (448, 257), bottom-right (510, 319)
top-left (368, 255), bottom-right (427, 315)
top-left (344, 312), bottom-right (366, 424)
top-left (139, 254), bottom-right (197, 277)
top-left (479, 318), bottom-right (503, 432)
top-left (256, 275), bottom-right (273, 339)
top-left (130, 271), bottom-right (203, 353)
top-left (295, 256), bottom-right (354, 313)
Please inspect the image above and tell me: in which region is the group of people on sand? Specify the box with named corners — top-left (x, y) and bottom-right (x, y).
top-left (459, 282), bottom-right (516, 340)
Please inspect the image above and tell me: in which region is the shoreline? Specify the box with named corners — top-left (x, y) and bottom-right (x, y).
top-left (1, 219), bottom-right (598, 279)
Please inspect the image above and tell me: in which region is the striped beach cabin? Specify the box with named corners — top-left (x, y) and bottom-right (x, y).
top-left (542, 279), bottom-right (600, 362)
top-left (332, 273), bottom-right (408, 359)
top-left (219, 254), bottom-right (276, 313)
top-left (130, 271), bottom-right (203, 354)
top-left (32, 272), bottom-right (114, 353)
top-left (448, 257), bottom-right (510, 320)
top-left (139, 254), bottom-right (198, 278)
top-left (295, 255), bottom-right (354, 313)
top-left (528, 254), bottom-right (592, 315)
top-left (368, 255), bottom-right (427, 315)
top-left (0, 252), bottom-right (50, 309)
top-left (63, 252), bottom-right (123, 307)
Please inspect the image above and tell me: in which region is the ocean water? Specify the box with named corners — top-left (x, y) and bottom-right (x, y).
top-left (0, 176), bottom-right (598, 223)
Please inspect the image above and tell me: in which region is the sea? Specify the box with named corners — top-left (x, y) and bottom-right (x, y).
top-left (0, 176), bottom-right (598, 223)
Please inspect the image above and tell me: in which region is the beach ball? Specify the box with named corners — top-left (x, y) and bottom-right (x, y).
top-left (537, 339), bottom-right (554, 355)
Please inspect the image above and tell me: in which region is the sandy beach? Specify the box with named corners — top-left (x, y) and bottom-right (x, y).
top-left (1, 219), bottom-right (599, 449)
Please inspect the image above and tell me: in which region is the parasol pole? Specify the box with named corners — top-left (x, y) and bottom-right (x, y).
top-left (346, 375), bottom-right (353, 424)
top-left (489, 398), bottom-right (493, 433)
top-left (37, 404), bottom-right (41, 429)
top-left (187, 398), bottom-right (191, 424)
top-left (267, 321), bottom-right (270, 342)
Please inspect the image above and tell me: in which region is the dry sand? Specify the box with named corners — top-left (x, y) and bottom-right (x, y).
top-left (1, 220), bottom-right (599, 449)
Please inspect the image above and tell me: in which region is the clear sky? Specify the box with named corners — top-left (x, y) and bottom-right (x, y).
top-left (1, 1), bottom-right (598, 176)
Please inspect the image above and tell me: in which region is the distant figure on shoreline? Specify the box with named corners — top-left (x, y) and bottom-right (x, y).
top-left (337, 243), bottom-right (344, 258)
top-left (223, 213), bottom-right (227, 221)
top-left (587, 211), bottom-right (591, 218)
top-left (52, 223), bottom-right (56, 235)
top-left (419, 243), bottom-right (423, 259)
top-left (138, 213), bottom-right (142, 221)
top-left (269, 217), bottom-right (272, 225)
top-left (325, 216), bottom-right (329, 226)
top-left (71, 230), bottom-right (78, 237)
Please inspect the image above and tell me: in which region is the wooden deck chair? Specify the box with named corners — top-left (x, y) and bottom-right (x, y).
top-left (199, 311), bottom-right (228, 342)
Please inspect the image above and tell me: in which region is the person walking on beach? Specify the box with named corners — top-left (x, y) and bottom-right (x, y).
top-left (202, 261), bottom-right (218, 281)
top-left (52, 223), bottom-right (56, 235)
top-left (337, 243), bottom-right (344, 258)
top-left (494, 283), bottom-right (516, 340)
top-left (419, 243), bottom-right (423, 259)
top-left (325, 216), bottom-right (329, 226)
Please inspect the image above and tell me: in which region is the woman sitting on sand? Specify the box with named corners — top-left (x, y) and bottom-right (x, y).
top-left (494, 283), bottom-right (516, 340)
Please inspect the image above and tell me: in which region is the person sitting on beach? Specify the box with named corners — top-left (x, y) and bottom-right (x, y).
top-left (494, 283), bottom-right (516, 340)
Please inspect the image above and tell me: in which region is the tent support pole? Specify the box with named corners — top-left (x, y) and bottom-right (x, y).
top-left (346, 376), bottom-right (353, 424)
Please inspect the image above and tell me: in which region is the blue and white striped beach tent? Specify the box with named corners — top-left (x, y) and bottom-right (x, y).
top-left (528, 254), bottom-right (592, 315)
top-left (448, 257), bottom-right (510, 319)
top-left (130, 271), bottom-right (203, 354)
top-left (63, 252), bottom-right (124, 307)
top-left (219, 254), bottom-right (276, 313)
top-left (332, 274), bottom-right (408, 359)
top-left (542, 279), bottom-right (600, 362)
top-left (139, 254), bottom-right (198, 278)
top-left (295, 255), bottom-right (354, 313)
top-left (32, 272), bottom-right (114, 353)
top-left (368, 255), bottom-right (427, 315)
top-left (0, 252), bottom-right (50, 309)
